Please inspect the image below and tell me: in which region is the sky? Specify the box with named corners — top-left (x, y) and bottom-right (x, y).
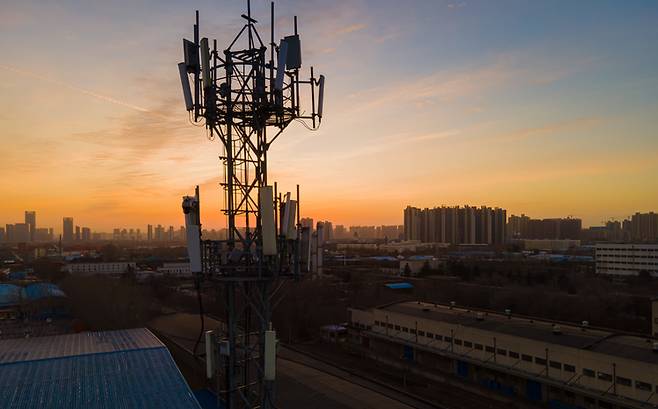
top-left (1, 0), bottom-right (658, 233)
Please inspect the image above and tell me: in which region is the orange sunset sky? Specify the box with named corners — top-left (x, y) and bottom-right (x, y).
top-left (1, 0), bottom-right (658, 233)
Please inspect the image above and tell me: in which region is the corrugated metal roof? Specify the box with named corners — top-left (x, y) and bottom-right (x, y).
top-left (22, 282), bottom-right (66, 301)
top-left (0, 328), bottom-right (201, 409)
top-left (385, 282), bottom-right (414, 289)
top-left (0, 328), bottom-right (161, 364)
top-left (0, 284), bottom-right (21, 307)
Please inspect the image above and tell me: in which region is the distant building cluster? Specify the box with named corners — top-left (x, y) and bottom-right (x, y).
top-left (2, 211), bottom-right (55, 244)
top-left (301, 218), bottom-right (403, 241)
top-left (507, 215), bottom-right (581, 240)
top-left (404, 205), bottom-right (507, 245)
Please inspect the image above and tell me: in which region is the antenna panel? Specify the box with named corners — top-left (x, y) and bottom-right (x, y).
top-left (275, 40), bottom-right (288, 90)
top-left (183, 39), bottom-right (198, 73)
top-left (283, 35), bottom-right (301, 69)
top-left (317, 75), bottom-right (325, 118)
top-left (178, 63), bottom-right (194, 111)
top-left (259, 186), bottom-right (277, 255)
top-left (286, 200), bottom-right (297, 238)
top-left (200, 37), bottom-right (211, 89)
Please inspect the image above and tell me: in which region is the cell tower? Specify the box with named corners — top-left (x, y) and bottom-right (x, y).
top-left (178, 1), bottom-right (324, 408)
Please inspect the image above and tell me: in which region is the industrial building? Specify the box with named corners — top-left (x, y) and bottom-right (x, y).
top-left (158, 262), bottom-right (192, 277)
top-left (64, 261), bottom-right (137, 275)
top-left (0, 328), bottom-right (202, 408)
top-left (595, 243), bottom-right (658, 276)
top-left (349, 301), bottom-right (658, 409)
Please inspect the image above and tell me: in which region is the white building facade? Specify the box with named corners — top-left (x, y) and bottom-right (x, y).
top-left (65, 262), bottom-right (136, 276)
top-left (595, 243), bottom-right (658, 276)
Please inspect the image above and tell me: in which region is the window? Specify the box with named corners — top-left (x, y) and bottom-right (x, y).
top-left (402, 327), bottom-right (409, 333)
top-left (522, 354), bottom-right (532, 362)
top-left (410, 329), bottom-right (417, 335)
top-left (436, 335), bottom-right (443, 341)
top-left (454, 339), bottom-right (462, 345)
top-left (497, 349), bottom-right (507, 356)
top-left (426, 332), bottom-right (434, 339)
top-left (395, 325), bottom-right (400, 331)
top-left (583, 368), bottom-right (595, 378)
top-left (445, 337), bottom-right (452, 343)
top-left (388, 323), bottom-right (393, 329)
top-left (464, 341), bottom-right (473, 348)
top-left (474, 343), bottom-right (483, 350)
top-left (564, 364), bottom-right (575, 373)
top-left (597, 372), bottom-right (612, 382)
top-left (636, 381), bottom-right (652, 391)
top-left (509, 351), bottom-right (519, 359)
top-left (374, 321), bottom-right (380, 326)
top-left (418, 330), bottom-right (425, 337)
top-left (535, 357), bottom-right (547, 366)
top-left (616, 377), bottom-right (632, 387)
top-left (485, 346), bottom-right (495, 353)
top-left (550, 361), bottom-right (562, 370)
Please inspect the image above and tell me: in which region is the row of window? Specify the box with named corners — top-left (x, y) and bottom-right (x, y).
top-left (581, 369), bottom-right (654, 391)
top-left (370, 320), bottom-right (656, 392)
top-left (598, 264), bottom-right (658, 271)
top-left (597, 247), bottom-right (658, 251)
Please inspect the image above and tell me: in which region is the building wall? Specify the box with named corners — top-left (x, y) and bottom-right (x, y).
top-left (158, 262), bottom-right (192, 277)
top-left (350, 304), bottom-right (658, 407)
top-left (66, 262), bottom-right (136, 275)
top-left (595, 243), bottom-right (658, 276)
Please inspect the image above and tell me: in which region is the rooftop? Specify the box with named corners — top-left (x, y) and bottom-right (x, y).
top-left (379, 301), bottom-right (658, 365)
top-left (0, 328), bottom-right (201, 409)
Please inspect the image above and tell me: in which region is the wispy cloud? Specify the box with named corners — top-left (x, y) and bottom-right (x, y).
top-left (494, 117), bottom-right (603, 143)
top-left (350, 53), bottom-right (590, 113)
top-left (335, 23), bottom-right (367, 36)
top-left (0, 64), bottom-right (162, 117)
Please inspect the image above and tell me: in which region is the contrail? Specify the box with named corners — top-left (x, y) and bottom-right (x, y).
top-left (0, 64), bottom-right (163, 117)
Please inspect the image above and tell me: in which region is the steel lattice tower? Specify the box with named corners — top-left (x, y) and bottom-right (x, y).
top-left (178, 1), bottom-right (324, 408)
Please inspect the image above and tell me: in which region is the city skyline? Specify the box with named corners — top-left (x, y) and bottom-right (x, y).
top-left (2, 1), bottom-right (658, 231)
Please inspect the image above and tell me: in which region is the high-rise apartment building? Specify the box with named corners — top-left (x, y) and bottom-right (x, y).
top-left (13, 223), bottom-right (30, 242)
top-left (630, 212), bottom-right (658, 242)
top-left (155, 225), bottom-right (165, 241)
top-left (404, 205), bottom-right (506, 245)
top-left (24, 210), bottom-right (36, 242)
top-left (333, 225), bottom-right (347, 239)
top-left (507, 216), bottom-right (581, 240)
top-left (5, 224), bottom-right (15, 242)
top-left (81, 227), bottom-right (91, 241)
top-left (34, 228), bottom-right (52, 242)
top-left (147, 224), bottom-right (153, 241)
top-left (508, 214), bottom-right (530, 239)
top-left (300, 218), bottom-right (314, 230)
top-left (0, 227), bottom-right (5, 242)
top-left (63, 217), bottom-right (74, 242)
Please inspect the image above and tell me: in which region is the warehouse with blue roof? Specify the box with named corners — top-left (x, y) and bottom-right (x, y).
top-left (0, 328), bottom-right (202, 409)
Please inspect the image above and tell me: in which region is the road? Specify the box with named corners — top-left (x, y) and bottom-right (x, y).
top-left (149, 312), bottom-right (439, 409)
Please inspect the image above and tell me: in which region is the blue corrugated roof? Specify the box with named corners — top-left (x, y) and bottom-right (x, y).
top-left (7, 271), bottom-right (26, 280)
top-left (0, 284), bottom-right (21, 308)
top-left (0, 328), bottom-right (201, 409)
top-left (22, 283), bottom-right (66, 301)
top-left (385, 282), bottom-right (414, 289)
